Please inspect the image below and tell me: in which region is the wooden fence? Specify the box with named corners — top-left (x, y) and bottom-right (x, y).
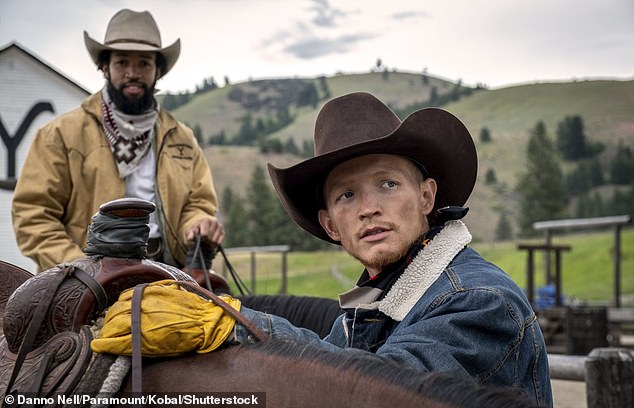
top-left (549, 348), bottom-right (633, 407)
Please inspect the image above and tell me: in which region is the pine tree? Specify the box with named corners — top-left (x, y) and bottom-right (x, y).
top-left (495, 214), bottom-right (513, 241)
top-left (480, 127), bottom-right (492, 143)
top-left (517, 121), bottom-right (567, 235)
top-left (222, 186), bottom-right (249, 247)
top-left (556, 115), bottom-right (586, 160)
top-left (610, 141), bottom-right (634, 184)
top-left (485, 168), bottom-right (497, 185)
top-left (246, 165), bottom-right (279, 245)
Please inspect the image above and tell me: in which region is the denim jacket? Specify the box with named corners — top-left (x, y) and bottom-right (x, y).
top-left (237, 221), bottom-right (552, 407)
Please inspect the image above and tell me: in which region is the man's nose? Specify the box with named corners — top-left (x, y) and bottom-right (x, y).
top-left (358, 192), bottom-right (381, 219)
top-left (125, 65), bottom-right (141, 78)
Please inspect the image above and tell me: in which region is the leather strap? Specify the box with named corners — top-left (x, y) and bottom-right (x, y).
top-left (72, 266), bottom-right (109, 312)
top-left (130, 283), bottom-right (147, 401)
top-left (175, 281), bottom-right (268, 343)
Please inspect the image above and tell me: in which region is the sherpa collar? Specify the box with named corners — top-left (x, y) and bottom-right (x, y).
top-left (377, 220), bottom-right (472, 321)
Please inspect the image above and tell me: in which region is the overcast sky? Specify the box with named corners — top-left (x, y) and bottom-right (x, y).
top-left (2, 0), bottom-right (633, 93)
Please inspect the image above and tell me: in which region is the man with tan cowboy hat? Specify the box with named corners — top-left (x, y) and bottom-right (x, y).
top-left (12, 9), bottom-right (223, 271)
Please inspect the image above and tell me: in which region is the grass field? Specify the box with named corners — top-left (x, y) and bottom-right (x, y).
top-left (212, 228), bottom-right (634, 306)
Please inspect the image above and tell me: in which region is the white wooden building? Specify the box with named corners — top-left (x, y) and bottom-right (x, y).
top-left (0, 42), bottom-right (90, 271)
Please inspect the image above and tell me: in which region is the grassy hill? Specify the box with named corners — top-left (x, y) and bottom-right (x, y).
top-left (163, 73), bottom-right (634, 241)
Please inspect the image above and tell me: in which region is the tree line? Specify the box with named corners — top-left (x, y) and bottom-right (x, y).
top-left (219, 165), bottom-right (335, 251)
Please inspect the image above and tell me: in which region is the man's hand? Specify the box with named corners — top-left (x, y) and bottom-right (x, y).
top-left (186, 218), bottom-right (224, 247)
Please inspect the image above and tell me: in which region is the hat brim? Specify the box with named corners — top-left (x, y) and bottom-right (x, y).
top-left (268, 107), bottom-right (477, 244)
top-left (83, 31), bottom-right (180, 77)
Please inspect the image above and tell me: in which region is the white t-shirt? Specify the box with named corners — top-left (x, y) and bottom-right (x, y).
top-left (125, 146), bottom-right (160, 238)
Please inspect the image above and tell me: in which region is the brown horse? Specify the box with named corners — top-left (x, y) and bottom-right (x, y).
top-left (0, 260), bottom-right (532, 408)
top-left (108, 338), bottom-right (532, 408)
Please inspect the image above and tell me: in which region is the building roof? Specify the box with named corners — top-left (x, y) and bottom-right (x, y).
top-left (0, 41), bottom-right (91, 96)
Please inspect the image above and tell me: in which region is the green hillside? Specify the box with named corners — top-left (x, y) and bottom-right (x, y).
top-left (162, 73), bottom-right (634, 242)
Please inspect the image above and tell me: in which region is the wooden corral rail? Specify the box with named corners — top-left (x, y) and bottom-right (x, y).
top-left (533, 215), bottom-right (631, 307)
top-left (548, 348), bottom-right (634, 408)
top-left (516, 243), bottom-right (571, 308)
top-left (221, 245), bottom-right (291, 294)
top-left (608, 308), bottom-right (634, 348)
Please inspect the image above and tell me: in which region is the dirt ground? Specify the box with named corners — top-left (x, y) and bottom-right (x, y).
top-left (552, 379), bottom-right (586, 408)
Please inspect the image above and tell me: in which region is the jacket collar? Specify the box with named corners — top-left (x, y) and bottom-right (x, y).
top-left (338, 220), bottom-right (472, 321)
top-left (379, 220), bottom-right (472, 321)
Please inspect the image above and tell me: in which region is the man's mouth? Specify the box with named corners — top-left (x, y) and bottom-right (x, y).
top-left (360, 226), bottom-right (391, 241)
top-left (123, 83), bottom-right (145, 94)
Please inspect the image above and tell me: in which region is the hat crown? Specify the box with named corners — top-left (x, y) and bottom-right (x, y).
top-left (104, 9), bottom-right (162, 48)
top-left (314, 93), bottom-right (401, 156)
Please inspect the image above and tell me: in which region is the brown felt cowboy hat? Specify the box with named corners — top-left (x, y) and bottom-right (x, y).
top-left (84, 9), bottom-right (180, 77)
top-left (267, 92), bottom-right (478, 244)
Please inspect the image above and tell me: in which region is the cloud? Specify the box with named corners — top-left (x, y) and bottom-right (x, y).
top-left (283, 32), bottom-right (375, 59)
top-left (260, 1), bottom-right (374, 60)
top-left (391, 10), bottom-right (429, 20)
top-left (309, 0), bottom-right (348, 27)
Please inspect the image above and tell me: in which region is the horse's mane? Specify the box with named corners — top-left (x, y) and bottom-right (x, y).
top-left (243, 338), bottom-right (534, 408)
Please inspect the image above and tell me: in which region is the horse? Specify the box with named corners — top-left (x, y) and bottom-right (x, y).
top-left (0, 258), bottom-right (535, 408)
top-left (110, 338), bottom-right (533, 408)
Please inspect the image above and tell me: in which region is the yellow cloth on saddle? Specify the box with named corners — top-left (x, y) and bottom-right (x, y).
top-left (91, 279), bottom-right (240, 357)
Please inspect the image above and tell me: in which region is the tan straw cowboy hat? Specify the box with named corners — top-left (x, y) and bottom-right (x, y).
top-left (267, 92), bottom-right (478, 244)
top-left (84, 9), bottom-right (180, 77)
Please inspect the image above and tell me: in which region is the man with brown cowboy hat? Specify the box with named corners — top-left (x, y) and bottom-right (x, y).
top-left (91, 91), bottom-right (552, 405)
top-left (12, 9), bottom-right (223, 271)
top-left (240, 93), bottom-right (551, 406)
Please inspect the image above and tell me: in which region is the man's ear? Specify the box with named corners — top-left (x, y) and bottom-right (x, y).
top-left (420, 178), bottom-right (437, 216)
top-left (318, 209), bottom-right (340, 241)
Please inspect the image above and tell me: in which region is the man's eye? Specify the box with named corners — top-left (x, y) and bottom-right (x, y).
top-left (337, 191), bottom-right (354, 201)
top-left (383, 180), bottom-right (398, 189)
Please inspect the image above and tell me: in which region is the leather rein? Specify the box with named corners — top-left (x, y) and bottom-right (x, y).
top-left (128, 280), bottom-right (267, 395)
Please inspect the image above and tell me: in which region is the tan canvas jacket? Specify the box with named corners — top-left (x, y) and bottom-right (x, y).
top-left (12, 91), bottom-right (218, 271)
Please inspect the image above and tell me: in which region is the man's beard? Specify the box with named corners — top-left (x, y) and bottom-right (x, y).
top-left (357, 242), bottom-right (412, 273)
top-left (107, 79), bottom-right (156, 115)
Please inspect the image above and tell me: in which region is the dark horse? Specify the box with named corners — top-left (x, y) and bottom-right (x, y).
top-left (0, 259), bottom-right (534, 408)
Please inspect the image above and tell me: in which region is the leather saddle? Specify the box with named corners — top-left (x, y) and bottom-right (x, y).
top-left (0, 256), bottom-right (195, 404)
top-left (3, 257), bottom-right (194, 354)
top-left (0, 327), bottom-right (92, 400)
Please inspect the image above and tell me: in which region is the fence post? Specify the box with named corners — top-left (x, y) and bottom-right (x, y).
top-left (585, 348), bottom-right (634, 408)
